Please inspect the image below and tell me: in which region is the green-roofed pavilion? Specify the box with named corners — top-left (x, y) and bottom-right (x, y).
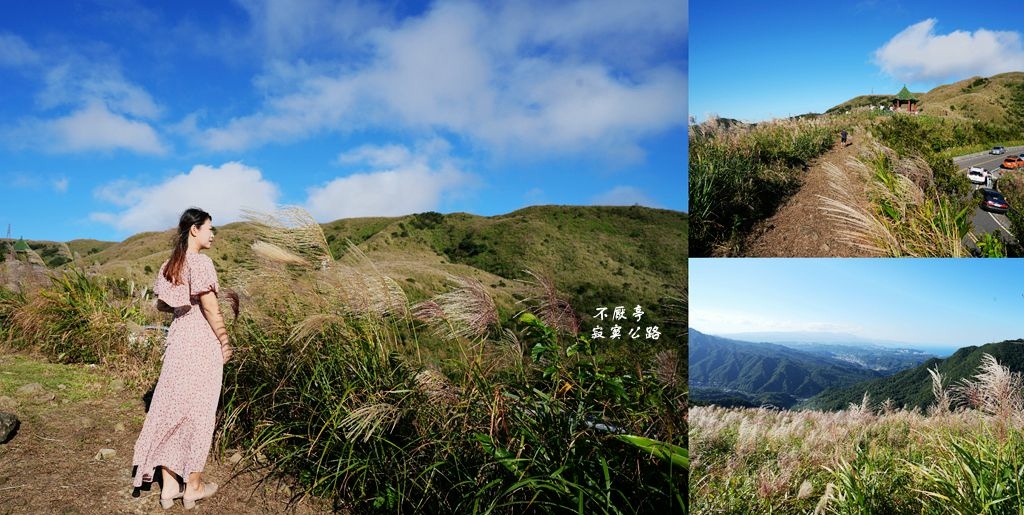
top-left (892, 85), bottom-right (919, 113)
top-left (13, 238), bottom-right (30, 252)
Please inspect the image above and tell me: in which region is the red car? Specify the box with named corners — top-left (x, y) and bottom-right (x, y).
top-left (1002, 156), bottom-right (1024, 169)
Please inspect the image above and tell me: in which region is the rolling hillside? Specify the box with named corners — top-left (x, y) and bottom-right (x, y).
top-left (763, 342), bottom-right (932, 373)
top-left (805, 338), bottom-right (1024, 411)
top-left (689, 329), bottom-right (884, 408)
top-left (827, 72), bottom-right (1024, 125)
top-left (4, 206), bottom-right (686, 335)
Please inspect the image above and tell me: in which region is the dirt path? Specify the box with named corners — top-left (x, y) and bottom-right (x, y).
top-left (0, 351), bottom-right (331, 514)
top-left (744, 136), bottom-right (875, 257)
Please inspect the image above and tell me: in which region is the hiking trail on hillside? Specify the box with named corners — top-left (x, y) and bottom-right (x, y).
top-left (744, 135), bottom-right (875, 257)
top-left (0, 350), bottom-right (331, 514)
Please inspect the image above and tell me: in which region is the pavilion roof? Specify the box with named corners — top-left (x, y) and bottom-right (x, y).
top-left (895, 85), bottom-right (918, 101)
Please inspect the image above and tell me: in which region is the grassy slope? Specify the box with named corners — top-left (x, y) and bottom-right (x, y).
top-left (806, 339), bottom-right (1024, 411)
top-left (27, 206), bottom-right (684, 330)
top-left (829, 72), bottom-right (1024, 125)
top-left (689, 330), bottom-right (882, 399)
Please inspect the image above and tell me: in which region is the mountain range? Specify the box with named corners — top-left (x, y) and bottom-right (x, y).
top-left (805, 339), bottom-right (1024, 411)
top-left (688, 329), bottom-right (930, 408)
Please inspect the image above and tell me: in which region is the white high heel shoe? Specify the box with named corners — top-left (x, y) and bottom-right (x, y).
top-left (183, 482), bottom-right (219, 509)
top-left (159, 489), bottom-right (183, 509)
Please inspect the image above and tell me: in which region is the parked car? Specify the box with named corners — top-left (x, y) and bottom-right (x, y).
top-left (992, 146), bottom-right (1006, 155)
top-left (968, 166), bottom-right (988, 185)
top-left (977, 188), bottom-right (1009, 214)
top-left (1002, 156), bottom-right (1024, 169)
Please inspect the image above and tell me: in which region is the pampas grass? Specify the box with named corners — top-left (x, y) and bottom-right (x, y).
top-left (519, 269), bottom-right (580, 335)
top-left (340, 402), bottom-right (403, 443)
top-left (243, 206), bottom-right (333, 266)
top-left (412, 275), bottom-right (497, 342)
top-left (692, 354), bottom-right (1024, 513)
top-left (952, 353), bottom-right (1024, 422)
top-left (928, 366), bottom-right (951, 416)
top-left (819, 140), bottom-right (971, 257)
top-left (251, 240), bottom-right (308, 266)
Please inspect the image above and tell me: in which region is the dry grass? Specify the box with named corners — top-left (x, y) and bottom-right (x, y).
top-left (951, 353), bottom-right (1024, 421)
top-left (819, 137), bottom-right (970, 257)
top-left (412, 275), bottom-right (497, 342)
top-left (518, 269), bottom-right (580, 335)
top-left (237, 208), bottom-right (411, 321)
top-left (243, 206), bottom-right (334, 266)
top-left (692, 354), bottom-right (1024, 513)
top-left (340, 401), bottom-right (403, 443)
top-left (251, 240), bottom-right (308, 266)
top-left (927, 366), bottom-right (951, 416)
top-left (654, 349), bottom-right (680, 389)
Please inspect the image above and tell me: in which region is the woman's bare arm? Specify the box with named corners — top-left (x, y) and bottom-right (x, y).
top-left (198, 291), bottom-right (232, 363)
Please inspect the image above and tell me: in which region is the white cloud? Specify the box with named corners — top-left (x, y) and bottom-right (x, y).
top-left (236, 0), bottom-right (392, 59)
top-left (193, 0), bottom-right (686, 161)
top-left (94, 179), bottom-right (145, 207)
top-left (39, 62), bottom-right (162, 119)
top-left (494, 1), bottom-right (686, 70)
top-left (0, 32), bottom-right (167, 154)
top-left (0, 32), bottom-right (40, 68)
top-left (689, 308), bottom-right (863, 337)
top-left (336, 143), bottom-right (412, 168)
top-left (52, 177), bottom-right (68, 193)
top-left (48, 103), bottom-right (166, 154)
top-left (307, 141), bottom-right (475, 220)
top-left (590, 186), bottom-right (659, 207)
top-left (875, 19), bottom-right (1024, 82)
top-left (90, 162), bottom-right (280, 233)
top-left (4, 173), bottom-right (37, 189)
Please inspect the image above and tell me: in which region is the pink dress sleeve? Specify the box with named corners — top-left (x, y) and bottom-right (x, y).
top-left (154, 262), bottom-right (189, 308)
top-left (189, 254), bottom-right (219, 299)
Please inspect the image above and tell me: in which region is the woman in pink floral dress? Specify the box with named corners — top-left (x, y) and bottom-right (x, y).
top-left (132, 208), bottom-right (233, 509)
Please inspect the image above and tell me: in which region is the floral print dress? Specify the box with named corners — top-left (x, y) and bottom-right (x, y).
top-left (132, 252), bottom-right (221, 487)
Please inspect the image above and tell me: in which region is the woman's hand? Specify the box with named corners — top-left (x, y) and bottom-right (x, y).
top-left (220, 342), bottom-right (233, 364)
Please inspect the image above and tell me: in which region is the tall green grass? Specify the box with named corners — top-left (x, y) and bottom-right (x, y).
top-left (0, 209), bottom-right (685, 514)
top-left (689, 118), bottom-right (837, 256)
top-left (216, 293), bottom-right (684, 513)
top-left (6, 268), bottom-right (152, 367)
top-left (691, 354), bottom-right (1024, 514)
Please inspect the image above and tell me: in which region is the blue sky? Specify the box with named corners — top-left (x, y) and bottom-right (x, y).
top-left (690, 259), bottom-right (1024, 349)
top-left (0, 0), bottom-right (687, 242)
top-left (690, 0), bottom-right (1024, 123)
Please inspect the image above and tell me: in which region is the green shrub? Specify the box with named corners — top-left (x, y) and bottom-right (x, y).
top-left (689, 119), bottom-right (835, 255)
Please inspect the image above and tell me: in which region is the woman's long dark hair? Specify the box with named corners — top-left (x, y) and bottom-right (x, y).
top-left (163, 208), bottom-right (211, 285)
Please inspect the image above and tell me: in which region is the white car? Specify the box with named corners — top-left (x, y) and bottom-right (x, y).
top-left (992, 146), bottom-right (1006, 155)
top-left (968, 166), bottom-right (989, 185)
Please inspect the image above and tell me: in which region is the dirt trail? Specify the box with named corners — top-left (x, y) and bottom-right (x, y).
top-left (0, 351), bottom-right (331, 514)
top-left (744, 135), bottom-right (875, 257)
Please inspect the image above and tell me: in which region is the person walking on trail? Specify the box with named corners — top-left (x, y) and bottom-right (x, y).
top-left (841, 129), bottom-right (848, 146)
top-left (131, 207), bottom-right (233, 510)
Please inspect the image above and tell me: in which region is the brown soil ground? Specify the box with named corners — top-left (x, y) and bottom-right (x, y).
top-left (0, 350), bottom-right (333, 514)
top-left (743, 136), bottom-right (875, 257)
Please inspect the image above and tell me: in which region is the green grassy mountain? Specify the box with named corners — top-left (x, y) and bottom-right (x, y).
top-left (827, 72), bottom-right (1024, 126)
top-left (761, 341), bottom-right (932, 373)
top-left (805, 338), bottom-right (1024, 411)
top-left (689, 329), bottom-right (883, 408)
top-left (8, 206), bottom-right (686, 333)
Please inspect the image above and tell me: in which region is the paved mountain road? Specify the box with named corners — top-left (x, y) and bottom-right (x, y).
top-left (953, 147), bottom-right (1022, 244)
